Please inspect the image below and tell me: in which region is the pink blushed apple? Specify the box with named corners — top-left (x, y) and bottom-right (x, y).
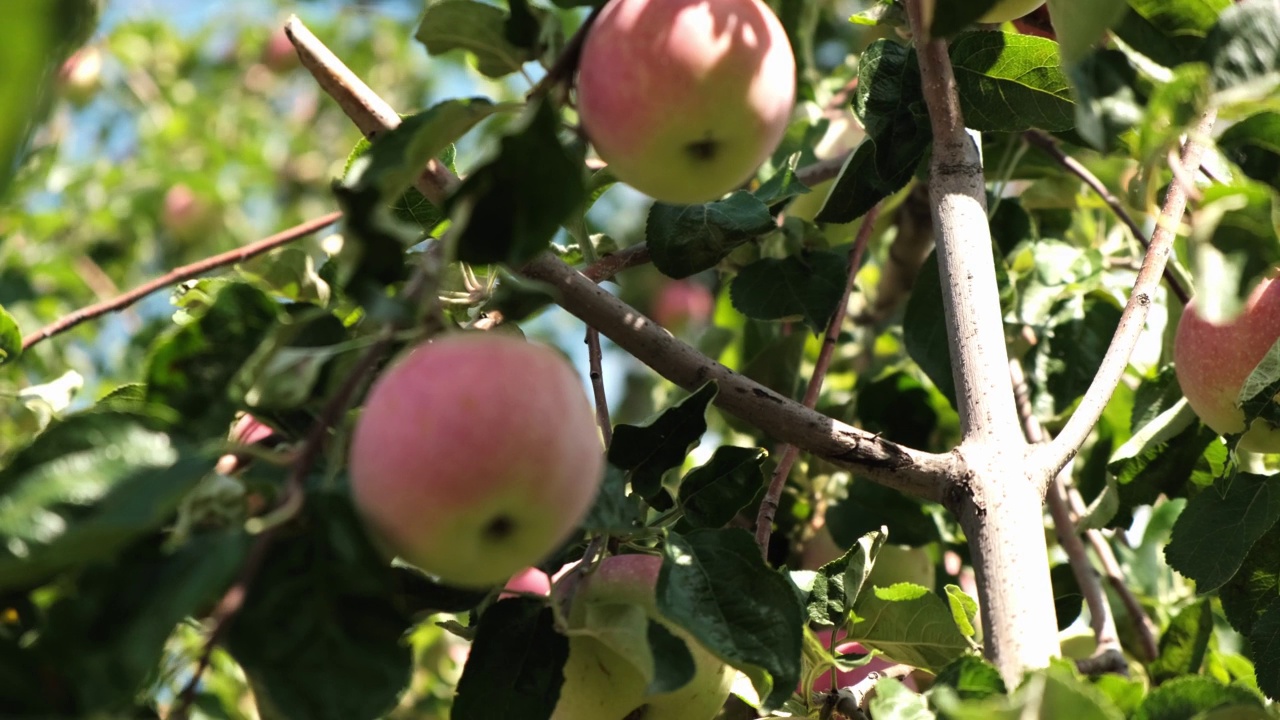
top-left (576, 0), bottom-right (796, 204)
top-left (349, 334), bottom-right (605, 588)
top-left (652, 280), bottom-right (714, 332)
top-left (1175, 274), bottom-right (1280, 452)
top-left (552, 554), bottom-right (734, 720)
top-left (803, 629), bottom-right (917, 695)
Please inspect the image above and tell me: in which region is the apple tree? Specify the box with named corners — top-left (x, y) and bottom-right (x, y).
top-left (2, 0), bottom-right (1280, 718)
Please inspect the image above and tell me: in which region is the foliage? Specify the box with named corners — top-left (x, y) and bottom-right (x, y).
top-left (1, 0), bottom-right (1279, 718)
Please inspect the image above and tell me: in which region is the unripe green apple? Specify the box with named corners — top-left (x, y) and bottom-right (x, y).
top-left (553, 554), bottom-right (735, 720)
top-left (1174, 274), bottom-right (1280, 452)
top-left (576, 0), bottom-right (796, 205)
top-left (349, 334), bottom-right (605, 588)
top-left (978, 0), bottom-right (1046, 23)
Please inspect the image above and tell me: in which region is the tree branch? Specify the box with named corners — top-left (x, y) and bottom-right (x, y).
top-left (288, 17), bottom-right (949, 499)
top-left (755, 203), bottom-right (882, 554)
top-left (1022, 130), bottom-right (1190, 306)
top-left (22, 211), bottom-right (342, 352)
top-left (1036, 109), bottom-right (1218, 484)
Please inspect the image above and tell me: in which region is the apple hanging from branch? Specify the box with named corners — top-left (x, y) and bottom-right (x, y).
top-left (349, 333), bottom-right (605, 588)
top-left (576, 0), bottom-right (796, 205)
top-left (1174, 273), bottom-right (1280, 452)
top-left (552, 554), bottom-right (735, 720)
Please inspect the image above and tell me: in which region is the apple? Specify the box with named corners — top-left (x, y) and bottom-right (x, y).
top-left (804, 629), bottom-right (917, 695)
top-left (349, 333), bottom-right (605, 589)
top-left (59, 46), bottom-right (103, 106)
top-left (652, 280), bottom-right (714, 332)
top-left (261, 26), bottom-right (299, 73)
top-left (161, 184), bottom-right (222, 243)
top-left (1174, 274), bottom-right (1280, 452)
top-left (576, 0), bottom-right (796, 205)
top-left (553, 554), bottom-right (734, 720)
top-left (978, 0), bottom-right (1046, 23)
top-left (501, 567), bottom-right (553, 598)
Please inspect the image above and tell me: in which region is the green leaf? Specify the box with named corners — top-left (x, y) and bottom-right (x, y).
top-left (1201, 0), bottom-right (1280, 99)
top-left (1150, 599), bottom-right (1213, 683)
top-left (932, 655), bottom-right (1006, 700)
top-left (1113, 0), bottom-right (1231, 69)
top-left (945, 585), bottom-right (980, 639)
top-left (1066, 48), bottom-right (1144, 152)
top-left (646, 192), bottom-right (776, 279)
top-left (38, 530), bottom-right (249, 712)
top-left (806, 528), bottom-right (885, 626)
top-left (1238, 337), bottom-right (1280, 437)
top-left (608, 382), bottom-right (717, 502)
top-left (1027, 291), bottom-right (1123, 417)
top-left (856, 371), bottom-right (941, 450)
top-left (343, 99), bottom-right (500, 206)
top-left (143, 282), bottom-right (282, 437)
top-left (1051, 562), bottom-right (1083, 630)
top-left (1134, 675), bottom-right (1263, 720)
top-left (1251, 597), bottom-right (1280, 701)
top-left (676, 446), bottom-right (766, 529)
top-left (1107, 408), bottom-right (1224, 529)
top-left (225, 485), bottom-right (414, 720)
top-left (729, 249), bottom-right (850, 333)
top-left (826, 478), bottom-right (942, 548)
top-left (230, 310), bottom-right (348, 411)
top-left (0, 304), bottom-right (20, 364)
top-left (949, 31), bottom-right (1075, 132)
top-left (902, 252), bottom-right (956, 407)
top-left (1221, 522), bottom-right (1280, 637)
top-left (934, 662), bottom-right (1122, 720)
top-left (416, 0), bottom-right (537, 77)
top-left (583, 465), bottom-right (647, 535)
top-left (1165, 472), bottom-right (1280, 593)
top-left (1045, 0), bottom-right (1129, 64)
top-left (847, 583), bottom-right (970, 672)
top-left (453, 598), bottom-right (567, 720)
top-left (1218, 112), bottom-right (1280, 192)
top-left (450, 98), bottom-right (587, 266)
top-left (645, 620), bottom-right (697, 695)
top-left (0, 413), bottom-right (207, 592)
top-left (481, 272), bottom-right (558, 323)
top-left (753, 152), bottom-right (811, 207)
top-left (658, 528), bottom-right (804, 710)
top-left (869, 676), bottom-right (934, 719)
top-left (849, 584), bottom-right (967, 666)
top-left (928, 0), bottom-right (1004, 38)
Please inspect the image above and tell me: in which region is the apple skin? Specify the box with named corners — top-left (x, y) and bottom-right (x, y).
top-left (261, 26), bottom-right (300, 73)
top-left (576, 0), bottom-right (796, 205)
top-left (979, 0), bottom-right (1046, 23)
top-left (1175, 275), bottom-right (1280, 453)
top-left (553, 554), bottom-right (734, 720)
top-left (652, 280), bottom-right (714, 332)
top-left (349, 333), bottom-right (605, 589)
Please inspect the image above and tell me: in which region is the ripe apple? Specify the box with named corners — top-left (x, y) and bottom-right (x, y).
top-left (652, 280), bottom-right (714, 332)
top-left (349, 333), bottom-right (605, 589)
top-left (553, 554), bottom-right (734, 720)
top-left (576, 0), bottom-right (796, 205)
top-left (1175, 274), bottom-right (1280, 452)
top-left (161, 184), bottom-right (222, 243)
top-left (978, 0), bottom-right (1046, 23)
top-left (501, 567), bottom-right (553, 598)
top-left (59, 46), bottom-right (103, 106)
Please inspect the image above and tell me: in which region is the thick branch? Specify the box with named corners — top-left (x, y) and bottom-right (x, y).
top-left (1037, 110), bottom-right (1218, 483)
top-left (521, 253), bottom-right (950, 500)
top-left (909, 9), bottom-right (1020, 445)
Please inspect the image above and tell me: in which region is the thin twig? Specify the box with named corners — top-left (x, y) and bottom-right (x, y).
top-left (1022, 130), bottom-right (1190, 306)
top-left (284, 16), bottom-right (457, 203)
top-left (1069, 489), bottom-right (1160, 661)
top-left (526, 5), bottom-right (604, 102)
top-left (753, 203), bottom-right (882, 555)
top-left (1037, 109), bottom-right (1217, 487)
top-left (586, 328), bottom-right (612, 446)
top-left (22, 211), bottom-right (342, 351)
